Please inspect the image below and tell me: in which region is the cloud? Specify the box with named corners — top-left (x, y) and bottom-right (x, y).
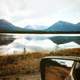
top-left (12, 16), bottom-right (58, 27)
top-left (0, 0), bottom-right (80, 26)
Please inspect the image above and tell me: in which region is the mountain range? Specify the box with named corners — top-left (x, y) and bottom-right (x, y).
top-left (0, 19), bottom-right (80, 32)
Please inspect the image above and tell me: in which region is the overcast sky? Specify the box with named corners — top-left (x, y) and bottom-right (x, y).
top-left (0, 0), bottom-right (80, 27)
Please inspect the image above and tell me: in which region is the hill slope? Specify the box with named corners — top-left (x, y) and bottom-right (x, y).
top-left (46, 21), bottom-right (80, 32)
top-left (0, 19), bottom-right (26, 32)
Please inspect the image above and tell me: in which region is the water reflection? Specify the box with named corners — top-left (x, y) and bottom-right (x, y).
top-left (51, 59), bottom-right (74, 67)
top-left (0, 33), bottom-right (80, 55)
top-left (0, 33), bottom-right (80, 44)
top-left (0, 34), bottom-right (15, 45)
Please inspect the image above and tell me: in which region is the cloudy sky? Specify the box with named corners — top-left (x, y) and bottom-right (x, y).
top-left (0, 0), bottom-right (80, 27)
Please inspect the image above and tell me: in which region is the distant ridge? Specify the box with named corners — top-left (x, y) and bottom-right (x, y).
top-left (25, 25), bottom-right (47, 30)
top-left (46, 21), bottom-right (80, 32)
top-left (0, 19), bottom-right (26, 32)
top-left (0, 19), bottom-right (80, 33)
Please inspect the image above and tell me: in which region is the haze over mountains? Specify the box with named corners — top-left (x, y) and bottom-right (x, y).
top-left (25, 25), bottom-right (47, 30)
top-left (0, 19), bottom-right (80, 32)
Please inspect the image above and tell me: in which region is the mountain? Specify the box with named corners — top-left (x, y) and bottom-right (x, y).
top-left (46, 21), bottom-right (80, 32)
top-left (0, 19), bottom-right (26, 32)
top-left (58, 42), bottom-right (80, 50)
top-left (0, 19), bottom-right (80, 32)
top-left (24, 25), bottom-right (47, 30)
top-left (0, 19), bottom-right (48, 32)
top-left (49, 36), bottom-right (80, 44)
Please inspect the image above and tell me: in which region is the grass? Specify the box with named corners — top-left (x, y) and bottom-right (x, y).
top-left (0, 51), bottom-right (49, 76)
top-left (0, 48), bottom-right (80, 78)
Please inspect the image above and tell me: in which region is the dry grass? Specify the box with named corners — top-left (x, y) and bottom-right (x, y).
top-left (0, 51), bottom-right (49, 76)
top-left (50, 48), bottom-right (80, 56)
top-left (0, 48), bottom-right (80, 78)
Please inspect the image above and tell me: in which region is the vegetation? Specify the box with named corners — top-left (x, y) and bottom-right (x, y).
top-left (0, 48), bottom-right (80, 77)
top-left (50, 48), bottom-right (80, 56)
top-left (0, 51), bottom-right (49, 76)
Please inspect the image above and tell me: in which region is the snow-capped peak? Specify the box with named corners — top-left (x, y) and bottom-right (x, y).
top-left (25, 25), bottom-right (47, 30)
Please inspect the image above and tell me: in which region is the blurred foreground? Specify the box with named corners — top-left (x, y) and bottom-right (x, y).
top-left (0, 48), bottom-right (80, 80)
